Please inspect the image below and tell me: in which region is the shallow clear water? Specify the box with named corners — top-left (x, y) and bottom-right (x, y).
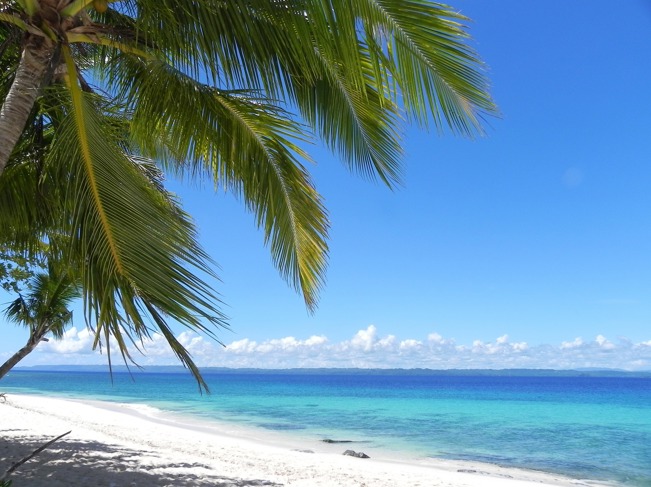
top-left (2, 370), bottom-right (650, 485)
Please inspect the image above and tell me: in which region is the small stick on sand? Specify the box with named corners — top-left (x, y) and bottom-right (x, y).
top-left (0, 430), bottom-right (72, 482)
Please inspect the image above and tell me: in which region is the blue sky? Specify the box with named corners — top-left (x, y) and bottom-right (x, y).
top-left (2, 0), bottom-right (651, 370)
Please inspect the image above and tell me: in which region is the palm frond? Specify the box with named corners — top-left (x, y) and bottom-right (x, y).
top-left (49, 48), bottom-right (226, 389)
top-left (112, 58), bottom-right (329, 310)
top-left (4, 264), bottom-right (77, 338)
top-left (0, 112), bottom-right (55, 248)
top-left (0, 0), bottom-right (497, 386)
top-left (292, 46), bottom-right (404, 187)
top-left (353, 0), bottom-right (496, 132)
top-left (106, 0), bottom-right (314, 90)
top-left (4, 294), bottom-right (29, 324)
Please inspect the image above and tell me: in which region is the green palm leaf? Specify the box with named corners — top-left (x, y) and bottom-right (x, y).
top-left (5, 266), bottom-right (78, 338)
top-left (47, 48), bottom-right (226, 390)
top-left (0, 0), bottom-right (497, 388)
top-left (354, 0), bottom-right (496, 131)
top-left (292, 50), bottom-right (404, 187)
top-left (109, 58), bottom-right (329, 309)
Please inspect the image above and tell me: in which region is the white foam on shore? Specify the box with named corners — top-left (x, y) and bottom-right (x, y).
top-left (0, 393), bottom-right (616, 487)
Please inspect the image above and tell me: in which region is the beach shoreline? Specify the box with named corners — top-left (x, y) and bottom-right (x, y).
top-left (0, 393), bottom-right (615, 486)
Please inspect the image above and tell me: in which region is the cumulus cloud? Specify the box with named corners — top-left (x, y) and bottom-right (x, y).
top-left (399, 339), bottom-right (422, 351)
top-left (348, 325), bottom-right (383, 351)
top-left (561, 337), bottom-right (583, 349)
top-left (427, 333), bottom-right (445, 344)
top-left (18, 325), bottom-right (651, 371)
top-left (40, 327), bottom-right (95, 354)
top-left (595, 334), bottom-right (615, 350)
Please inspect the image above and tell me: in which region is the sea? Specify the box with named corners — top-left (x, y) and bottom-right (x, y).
top-left (2, 369), bottom-right (650, 486)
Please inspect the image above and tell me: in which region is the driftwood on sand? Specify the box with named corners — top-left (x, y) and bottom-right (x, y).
top-left (0, 430), bottom-right (71, 483)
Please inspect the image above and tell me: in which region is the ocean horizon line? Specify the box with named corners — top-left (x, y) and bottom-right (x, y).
top-left (11, 364), bottom-right (651, 378)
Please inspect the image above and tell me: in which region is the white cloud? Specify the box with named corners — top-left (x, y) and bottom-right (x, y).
top-left (305, 335), bottom-right (327, 346)
top-left (40, 327), bottom-right (95, 354)
top-left (399, 339), bottom-right (422, 351)
top-left (226, 338), bottom-right (258, 353)
top-left (496, 334), bottom-right (509, 345)
top-left (16, 325), bottom-right (651, 371)
top-left (377, 334), bottom-right (397, 349)
top-left (427, 333), bottom-right (445, 344)
top-left (349, 325), bottom-right (379, 351)
top-left (595, 334), bottom-right (615, 350)
top-left (561, 337), bottom-right (583, 349)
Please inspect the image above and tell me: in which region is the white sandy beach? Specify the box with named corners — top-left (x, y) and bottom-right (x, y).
top-left (0, 394), bottom-right (610, 486)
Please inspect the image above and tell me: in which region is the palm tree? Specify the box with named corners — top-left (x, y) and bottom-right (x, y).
top-left (0, 1), bottom-right (496, 389)
top-left (0, 263), bottom-right (78, 380)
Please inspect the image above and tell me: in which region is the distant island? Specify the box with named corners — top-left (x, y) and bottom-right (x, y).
top-left (13, 365), bottom-right (651, 378)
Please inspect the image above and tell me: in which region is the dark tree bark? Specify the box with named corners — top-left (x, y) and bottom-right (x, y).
top-left (0, 329), bottom-right (47, 380)
top-left (0, 35), bottom-right (55, 175)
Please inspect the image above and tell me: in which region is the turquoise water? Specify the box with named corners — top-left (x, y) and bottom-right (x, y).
top-left (2, 370), bottom-right (650, 485)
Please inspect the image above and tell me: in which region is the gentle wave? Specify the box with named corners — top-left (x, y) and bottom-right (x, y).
top-left (3, 370), bottom-right (650, 486)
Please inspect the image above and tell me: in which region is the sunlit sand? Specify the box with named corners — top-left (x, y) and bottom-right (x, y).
top-left (0, 394), bottom-right (611, 486)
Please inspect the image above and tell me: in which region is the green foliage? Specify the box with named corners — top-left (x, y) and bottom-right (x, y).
top-left (4, 262), bottom-right (79, 340)
top-left (0, 0), bottom-right (496, 389)
top-left (0, 250), bottom-right (40, 294)
top-left (0, 233), bottom-right (55, 294)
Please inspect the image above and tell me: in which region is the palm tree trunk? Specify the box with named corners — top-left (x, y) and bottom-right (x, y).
top-left (0, 36), bottom-right (55, 175)
top-left (0, 332), bottom-right (45, 380)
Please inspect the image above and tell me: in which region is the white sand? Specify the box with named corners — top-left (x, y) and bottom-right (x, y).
top-left (0, 393), bottom-right (611, 487)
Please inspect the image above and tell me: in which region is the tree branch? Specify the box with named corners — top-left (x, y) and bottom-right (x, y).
top-left (0, 430), bottom-right (72, 482)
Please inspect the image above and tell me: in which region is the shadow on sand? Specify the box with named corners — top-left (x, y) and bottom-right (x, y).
top-left (0, 432), bottom-right (283, 487)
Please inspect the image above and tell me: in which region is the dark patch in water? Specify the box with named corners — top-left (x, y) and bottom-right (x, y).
top-left (321, 438), bottom-right (361, 444)
top-left (258, 423), bottom-right (306, 431)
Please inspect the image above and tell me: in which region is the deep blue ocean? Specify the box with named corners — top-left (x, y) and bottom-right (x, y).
top-left (2, 370), bottom-right (650, 485)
